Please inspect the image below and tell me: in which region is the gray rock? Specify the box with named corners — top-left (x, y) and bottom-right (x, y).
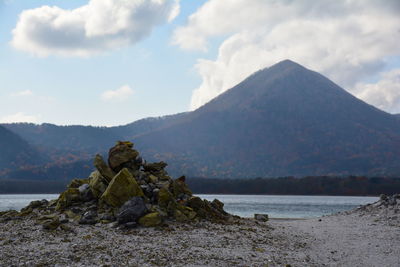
top-left (78, 184), bottom-right (93, 202)
top-left (78, 184), bottom-right (90, 194)
top-left (79, 210), bottom-right (97, 225)
top-left (117, 197), bottom-right (147, 224)
top-left (122, 222), bottom-right (137, 229)
top-left (99, 213), bottom-right (115, 222)
top-left (254, 213), bottom-right (269, 222)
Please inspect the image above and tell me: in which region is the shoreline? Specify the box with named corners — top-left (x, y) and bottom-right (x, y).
top-left (1, 208), bottom-right (398, 266)
top-left (0, 195), bottom-right (398, 266)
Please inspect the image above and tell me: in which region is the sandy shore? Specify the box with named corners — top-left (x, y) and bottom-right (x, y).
top-left (1, 200), bottom-right (399, 266)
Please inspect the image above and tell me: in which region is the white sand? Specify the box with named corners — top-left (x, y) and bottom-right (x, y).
top-left (271, 212), bottom-right (399, 267)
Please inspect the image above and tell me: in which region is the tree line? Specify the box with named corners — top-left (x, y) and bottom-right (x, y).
top-left (187, 176), bottom-right (400, 196)
top-left (1, 176), bottom-right (399, 195)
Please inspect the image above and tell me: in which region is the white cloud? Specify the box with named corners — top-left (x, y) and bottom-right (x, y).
top-left (0, 112), bottom-right (39, 123)
top-left (352, 69), bottom-right (400, 114)
top-left (11, 0), bottom-right (180, 57)
top-left (10, 90), bottom-right (33, 97)
top-left (101, 85), bottom-right (134, 102)
top-left (173, 0), bottom-right (400, 110)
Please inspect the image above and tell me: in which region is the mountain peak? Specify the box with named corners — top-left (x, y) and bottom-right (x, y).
top-left (267, 59), bottom-right (305, 72)
top-left (274, 59), bottom-right (300, 66)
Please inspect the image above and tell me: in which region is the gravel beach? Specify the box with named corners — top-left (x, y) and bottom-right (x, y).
top-left (1, 195), bottom-right (399, 267)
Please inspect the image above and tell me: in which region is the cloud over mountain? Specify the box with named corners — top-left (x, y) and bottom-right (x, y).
top-left (172, 0), bottom-right (400, 110)
top-left (353, 69), bottom-right (400, 114)
top-left (11, 0), bottom-right (180, 57)
top-left (0, 112), bottom-right (39, 124)
top-left (101, 85), bottom-right (134, 102)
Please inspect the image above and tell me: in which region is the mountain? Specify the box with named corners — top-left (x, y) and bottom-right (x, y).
top-left (0, 125), bottom-right (44, 171)
top-left (2, 123), bottom-right (121, 154)
top-left (111, 112), bottom-right (189, 140)
top-left (132, 60), bottom-right (400, 177)
top-left (2, 60), bottom-right (400, 178)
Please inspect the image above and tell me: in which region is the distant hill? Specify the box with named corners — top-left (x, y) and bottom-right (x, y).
top-left (132, 60), bottom-right (400, 177)
top-left (2, 123), bottom-right (121, 154)
top-left (2, 60), bottom-right (400, 179)
top-left (111, 112), bottom-right (189, 139)
top-left (0, 125), bottom-right (44, 171)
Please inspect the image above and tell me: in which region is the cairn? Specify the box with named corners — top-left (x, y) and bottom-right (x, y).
top-left (1, 141), bottom-right (231, 230)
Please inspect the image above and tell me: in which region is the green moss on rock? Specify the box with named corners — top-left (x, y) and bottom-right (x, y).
top-left (171, 176), bottom-right (192, 198)
top-left (101, 168), bottom-right (144, 207)
top-left (138, 212), bottom-right (162, 227)
top-left (68, 178), bottom-right (90, 189)
top-left (158, 187), bottom-right (174, 208)
top-left (56, 188), bottom-right (80, 211)
top-left (94, 154), bottom-right (115, 183)
top-left (89, 171), bottom-right (108, 198)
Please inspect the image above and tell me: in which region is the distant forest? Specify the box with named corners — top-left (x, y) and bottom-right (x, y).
top-left (0, 176), bottom-right (399, 195)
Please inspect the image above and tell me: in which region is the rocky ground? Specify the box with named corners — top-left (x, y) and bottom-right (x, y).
top-left (1, 194), bottom-right (399, 267)
top-left (0, 216), bottom-right (311, 267)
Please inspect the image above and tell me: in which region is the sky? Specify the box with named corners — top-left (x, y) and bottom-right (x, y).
top-left (0, 0), bottom-right (399, 126)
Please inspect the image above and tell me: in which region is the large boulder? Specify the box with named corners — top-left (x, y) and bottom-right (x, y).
top-left (108, 141), bottom-right (139, 172)
top-left (117, 197), bottom-right (147, 224)
top-left (89, 171), bottom-right (108, 198)
top-left (143, 161), bottom-right (167, 173)
top-left (94, 154), bottom-right (115, 182)
top-left (138, 212), bottom-right (162, 227)
top-left (101, 168), bottom-right (144, 207)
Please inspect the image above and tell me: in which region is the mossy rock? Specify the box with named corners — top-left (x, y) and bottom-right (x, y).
top-left (56, 188), bottom-right (80, 211)
top-left (176, 204), bottom-right (197, 220)
top-left (64, 210), bottom-right (80, 220)
top-left (89, 171), bottom-right (108, 198)
top-left (143, 161), bottom-right (167, 172)
top-left (138, 212), bottom-right (162, 227)
top-left (41, 217), bottom-right (60, 230)
top-left (94, 154), bottom-right (115, 183)
top-left (156, 180), bottom-right (171, 189)
top-left (108, 142), bottom-right (139, 172)
top-left (202, 199), bottom-right (229, 221)
top-left (174, 210), bottom-right (189, 222)
top-left (148, 174), bottom-right (158, 184)
top-left (1, 210), bottom-right (19, 218)
top-left (37, 214), bottom-right (58, 221)
top-left (101, 168), bottom-right (144, 207)
top-left (171, 176), bottom-right (192, 198)
top-left (158, 187), bottom-right (174, 208)
top-left (68, 178), bottom-right (90, 189)
top-left (19, 207), bottom-right (33, 216)
top-left (187, 196), bottom-right (206, 210)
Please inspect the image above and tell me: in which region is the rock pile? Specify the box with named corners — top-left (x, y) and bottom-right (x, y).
top-left (347, 194), bottom-right (400, 226)
top-left (1, 141), bottom-right (232, 229)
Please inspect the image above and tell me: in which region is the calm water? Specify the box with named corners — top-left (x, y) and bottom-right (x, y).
top-left (0, 194), bottom-right (378, 218)
top-left (198, 194), bottom-right (378, 218)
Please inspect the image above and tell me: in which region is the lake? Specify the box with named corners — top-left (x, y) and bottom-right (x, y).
top-left (0, 194), bottom-right (378, 218)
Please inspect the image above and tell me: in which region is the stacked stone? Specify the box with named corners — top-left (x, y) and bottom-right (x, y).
top-left (13, 141), bottom-right (231, 230)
